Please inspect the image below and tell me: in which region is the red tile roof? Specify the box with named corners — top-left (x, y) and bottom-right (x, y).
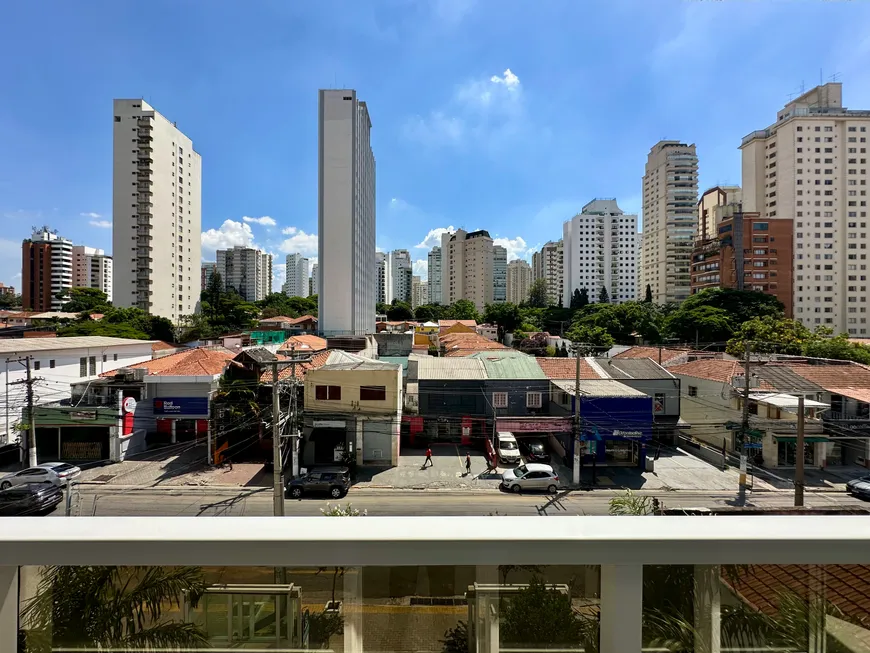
top-left (151, 341), bottom-right (177, 351)
top-left (279, 334), bottom-right (328, 352)
top-left (440, 332), bottom-right (508, 356)
top-left (536, 357), bottom-right (600, 380)
top-left (286, 314), bottom-right (317, 325)
top-left (668, 359), bottom-right (745, 384)
top-left (784, 361), bottom-right (870, 390)
top-left (259, 349), bottom-right (333, 381)
top-left (614, 346), bottom-right (690, 365)
top-left (100, 347), bottom-right (235, 377)
top-left (258, 315), bottom-right (294, 323)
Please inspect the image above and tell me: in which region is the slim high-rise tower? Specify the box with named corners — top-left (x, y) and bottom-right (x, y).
top-left (113, 99), bottom-right (202, 321)
top-left (318, 89), bottom-right (376, 335)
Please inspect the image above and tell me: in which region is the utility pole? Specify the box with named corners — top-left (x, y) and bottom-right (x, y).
top-left (795, 394), bottom-right (805, 507)
top-left (739, 341), bottom-right (752, 488)
top-left (271, 361), bottom-right (284, 517)
top-left (573, 343), bottom-right (582, 486)
top-left (9, 356), bottom-right (38, 467)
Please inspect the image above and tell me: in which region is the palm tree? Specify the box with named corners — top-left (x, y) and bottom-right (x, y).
top-left (20, 566), bottom-right (207, 652)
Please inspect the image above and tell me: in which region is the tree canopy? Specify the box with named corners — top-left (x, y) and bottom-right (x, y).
top-left (59, 288), bottom-right (111, 314)
top-left (527, 278), bottom-right (549, 308)
top-left (483, 302), bottom-right (523, 341)
top-left (444, 299), bottom-right (480, 321)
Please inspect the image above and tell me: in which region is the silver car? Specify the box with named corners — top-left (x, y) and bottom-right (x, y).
top-left (501, 463), bottom-right (560, 494)
top-left (0, 462), bottom-right (81, 490)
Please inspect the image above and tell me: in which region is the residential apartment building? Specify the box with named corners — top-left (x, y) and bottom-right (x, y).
top-left (411, 275), bottom-right (428, 308)
top-left (21, 227), bottom-right (73, 311)
top-left (375, 252), bottom-right (387, 304)
top-left (698, 186), bottom-right (742, 241)
top-left (216, 246), bottom-right (272, 302)
top-left (283, 253), bottom-right (309, 298)
top-left (318, 89), bottom-right (376, 336)
top-left (741, 82), bottom-right (870, 335)
top-left (532, 239), bottom-right (563, 306)
top-left (563, 199), bottom-right (638, 305)
top-left (440, 229), bottom-right (494, 312)
top-left (310, 263), bottom-right (319, 296)
top-left (640, 140), bottom-right (699, 304)
top-left (0, 283), bottom-right (14, 296)
top-left (690, 205), bottom-right (794, 315)
top-left (493, 245), bottom-right (507, 303)
top-left (72, 246), bottom-right (113, 303)
top-left (201, 261), bottom-right (216, 289)
top-left (427, 246), bottom-right (442, 305)
top-left (113, 99), bottom-right (202, 322)
top-left (388, 249), bottom-right (412, 304)
top-left (507, 259), bottom-right (532, 304)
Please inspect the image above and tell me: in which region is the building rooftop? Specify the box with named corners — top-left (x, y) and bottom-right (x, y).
top-left (785, 360), bottom-right (870, 391)
top-left (0, 336), bottom-right (155, 354)
top-left (536, 357), bottom-right (599, 380)
top-left (471, 352), bottom-right (547, 380)
top-left (318, 350), bottom-right (401, 372)
top-left (100, 347), bottom-right (235, 378)
top-left (279, 334), bottom-right (328, 352)
top-left (612, 346), bottom-right (690, 366)
top-left (595, 358), bottom-right (675, 380)
top-left (748, 392), bottom-right (829, 409)
top-left (416, 357), bottom-right (487, 381)
top-left (260, 349), bottom-right (334, 381)
top-left (752, 364), bottom-right (826, 394)
top-left (554, 379), bottom-right (648, 398)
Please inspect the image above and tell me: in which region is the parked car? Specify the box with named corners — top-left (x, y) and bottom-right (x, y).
top-left (518, 438), bottom-right (549, 463)
top-left (496, 432), bottom-right (522, 465)
top-left (846, 475), bottom-right (870, 500)
top-left (0, 462), bottom-right (81, 490)
top-left (286, 467), bottom-right (351, 499)
top-left (501, 463), bottom-right (560, 494)
top-left (0, 483), bottom-right (64, 516)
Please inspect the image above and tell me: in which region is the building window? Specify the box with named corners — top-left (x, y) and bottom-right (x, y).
top-left (526, 392), bottom-right (543, 409)
top-left (360, 386), bottom-right (386, 401)
top-left (49, 360), bottom-right (55, 369)
top-left (113, 354), bottom-right (118, 362)
top-left (33, 361), bottom-right (40, 371)
top-left (79, 357), bottom-right (87, 378)
top-left (688, 386), bottom-right (698, 397)
top-left (315, 385), bottom-right (341, 401)
top-left (102, 354), bottom-right (107, 363)
top-left (492, 392), bottom-right (508, 408)
top-left (89, 356), bottom-right (96, 376)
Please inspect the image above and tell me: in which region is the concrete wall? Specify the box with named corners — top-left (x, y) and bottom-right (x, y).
top-left (305, 366), bottom-right (402, 416)
top-left (374, 333), bottom-right (413, 357)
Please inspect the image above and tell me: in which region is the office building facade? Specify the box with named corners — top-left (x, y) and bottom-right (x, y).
top-left (216, 246), bottom-right (272, 302)
top-left (493, 245), bottom-right (507, 303)
top-left (283, 253), bottom-right (309, 298)
top-left (427, 246), bottom-right (442, 305)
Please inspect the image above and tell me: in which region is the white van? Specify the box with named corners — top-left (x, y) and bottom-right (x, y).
top-left (496, 432), bottom-right (521, 464)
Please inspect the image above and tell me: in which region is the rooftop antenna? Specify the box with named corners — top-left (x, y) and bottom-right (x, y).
top-left (829, 72), bottom-right (841, 82)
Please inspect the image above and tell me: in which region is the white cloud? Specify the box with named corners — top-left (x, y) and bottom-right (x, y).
top-left (201, 219), bottom-right (255, 254)
top-left (405, 68), bottom-right (525, 149)
top-left (272, 262), bottom-right (286, 292)
top-left (242, 216), bottom-right (277, 227)
top-left (413, 259), bottom-right (428, 280)
top-left (80, 212), bottom-right (102, 219)
top-left (279, 228), bottom-right (318, 257)
top-left (415, 225), bottom-right (455, 249)
top-left (89, 220), bottom-right (112, 229)
top-left (430, 0), bottom-right (475, 25)
top-left (493, 236), bottom-right (529, 262)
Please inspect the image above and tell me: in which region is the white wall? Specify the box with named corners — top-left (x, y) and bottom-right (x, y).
top-left (0, 342), bottom-right (153, 444)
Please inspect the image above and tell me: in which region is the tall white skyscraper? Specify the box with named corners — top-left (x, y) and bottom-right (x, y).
top-left (72, 245), bottom-right (113, 303)
top-left (389, 249), bottom-right (412, 304)
top-left (563, 199), bottom-right (638, 305)
top-left (310, 263), bottom-right (319, 296)
top-left (411, 275), bottom-right (428, 308)
top-left (493, 245), bottom-right (507, 303)
top-left (428, 246), bottom-right (442, 305)
top-left (376, 252), bottom-right (387, 304)
top-left (532, 240), bottom-right (564, 306)
top-left (741, 82), bottom-right (870, 335)
top-left (113, 99), bottom-right (202, 322)
top-left (283, 253), bottom-right (309, 298)
top-left (318, 89), bottom-right (376, 335)
top-left (216, 246), bottom-right (272, 302)
top-left (507, 259), bottom-right (532, 304)
top-left (639, 140), bottom-right (698, 304)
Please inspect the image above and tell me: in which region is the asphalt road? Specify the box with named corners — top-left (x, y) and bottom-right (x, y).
top-left (55, 485), bottom-right (870, 517)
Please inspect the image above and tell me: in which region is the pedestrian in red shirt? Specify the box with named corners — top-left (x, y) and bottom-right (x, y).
top-left (424, 447), bottom-right (433, 468)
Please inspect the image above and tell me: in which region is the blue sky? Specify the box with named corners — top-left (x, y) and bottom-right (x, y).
top-left (2, 0), bottom-right (870, 289)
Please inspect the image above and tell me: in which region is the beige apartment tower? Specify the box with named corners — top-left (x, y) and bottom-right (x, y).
top-left (741, 82), bottom-right (870, 336)
top-left (639, 140), bottom-right (698, 304)
top-left (113, 99), bottom-right (202, 322)
top-left (440, 229), bottom-right (494, 311)
top-left (532, 240), bottom-right (563, 306)
top-left (507, 259), bottom-right (533, 304)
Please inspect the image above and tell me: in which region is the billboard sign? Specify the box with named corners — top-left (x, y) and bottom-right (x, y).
top-left (153, 397), bottom-right (209, 416)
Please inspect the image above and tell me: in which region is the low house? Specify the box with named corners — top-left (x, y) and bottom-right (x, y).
top-left (416, 321), bottom-right (440, 335)
top-left (412, 357), bottom-right (488, 445)
top-left (440, 331), bottom-right (509, 357)
top-left (259, 314), bottom-right (318, 334)
top-left (301, 352), bottom-right (402, 467)
top-left (280, 334), bottom-right (328, 353)
top-left (475, 324), bottom-right (498, 341)
top-left (0, 336), bottom-right (155, 447)
top-left (438, 319), bottom-right (477, 334)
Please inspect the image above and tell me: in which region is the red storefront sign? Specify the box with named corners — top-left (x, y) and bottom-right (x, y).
top-left (495, 417), bottom-right (573, 433)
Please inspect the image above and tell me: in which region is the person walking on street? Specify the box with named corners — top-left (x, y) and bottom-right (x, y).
top-left (424, 447), bottom-right (433, 468)
top-left (465, 453), bottom-right (472, 475)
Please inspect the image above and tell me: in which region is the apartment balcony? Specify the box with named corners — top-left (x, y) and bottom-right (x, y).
top-left (136, 170), bottom-right (152, 179)
top-left (137, 129), bottom-right (153, 139)
top-left (136, 270), bottom-right (151, 279)
top-left (136, 157), bottom-right (152, 168)
top-left (137, 118), bottom-right (152, 128)
top-left (2, 517), bottom-right (870, 653)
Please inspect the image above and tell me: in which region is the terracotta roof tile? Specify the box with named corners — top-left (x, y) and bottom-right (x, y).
top-left (100, 347), bottom-right (234, 377)
top-left (614, 346), bottom-right (690, 365)
top-left (668, 359), bottom-right (743, 384)
top-left (258, 349), bottom-right (333, 382)
top-left (536, 357), bottom-right (600, 380)
top-left (439, 319), bottom-right (477, 328)
top-left (258, 315), bottom-right (294, 323)
top-left (784, 361), bottom-right (870, 390)
top-left (440, 332), bottom-right (508, 356)
top-left (279, 334), bottom-right (328, 352)
top-left (151, 341), bottom-right (177, 351)
top-left (286, 314), bottom-right (317, 325)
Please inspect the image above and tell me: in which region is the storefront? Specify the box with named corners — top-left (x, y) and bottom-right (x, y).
top-left (29, 405), bottom-right (119, 463)
top-left (576, 393), bottom-right (654, 469)
top-left (153, 397), bottom-right (210, 444)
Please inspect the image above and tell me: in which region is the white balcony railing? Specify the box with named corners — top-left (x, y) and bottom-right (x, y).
top-left (2, 516), bottom-right (869, 653)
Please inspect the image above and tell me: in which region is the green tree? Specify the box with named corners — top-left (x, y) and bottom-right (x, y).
top-left (58, 288), bottom-right (111, 313)
top-left (414, 304), bottom-right (444, 322)
top-left (803, 332), bottom-right (870, 364)
top-left (376, 302), bottom-right (389, 315)
top-left (570, 288), bottom-right (582, 309)
top-left (577, 287), bottom-right (589, 309)
top-left (678, 288), bottom-right (784, 325)
top-left (57, 319), bottom-right (149, 340)
top-left (484, 302), bottom-right (522, 341)
top-left (527, 278), bottom-right (549, 308)
top-left (0, 292), bottom-right (22, 309)
top-left (201, 271), bottom-right (224, 314)
top-left (565, 324), bottom-right (614, 354)
top-left (257, 292), bottom-right (299, 318)
top-left (597, 286), bottom-right (610, 304)
top-left (386, 301), bottom-right (414, 321)
top-left (20, 566), bottom-right (207, 651)
top-left (445, 299), bottom-right (480, 322)
top-left (102, 307), bottom-right (175, 342)
top-left (644, 284), bottom-right (653, 303)
top-left (726, 316), bottom-right (813, 357)
top-left (665, 305), bottom-right (734, 344)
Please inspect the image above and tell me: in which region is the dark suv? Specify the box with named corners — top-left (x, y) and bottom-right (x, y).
top-left (519, 438), bottom-right (549, 463)
top-left (286, 467), bottom-right (351, 499)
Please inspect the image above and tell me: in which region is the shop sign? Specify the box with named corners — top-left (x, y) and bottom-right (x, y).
top-left (70, 411), bottom-right (97, 421)
top-left (495, 417), bottom-right (573, 433)
top-left (613, 429), bottom-right (644, 439)
top-left (153, 397), bottom-right (209, 416)
top-left (314, 420), bottom-right (346, 429)
top-left (123, 397), bottom-right (137, 413)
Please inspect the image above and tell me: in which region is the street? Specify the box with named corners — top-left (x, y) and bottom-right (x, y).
top-left (56, 485), bottom-right (870, 517)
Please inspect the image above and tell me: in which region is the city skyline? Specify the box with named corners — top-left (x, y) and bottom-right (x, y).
top-left (3, 1), bottom-right (869, 293)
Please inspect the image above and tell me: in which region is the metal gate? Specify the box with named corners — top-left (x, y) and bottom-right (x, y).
top-left (362, 421), bottom-right (392, 464)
